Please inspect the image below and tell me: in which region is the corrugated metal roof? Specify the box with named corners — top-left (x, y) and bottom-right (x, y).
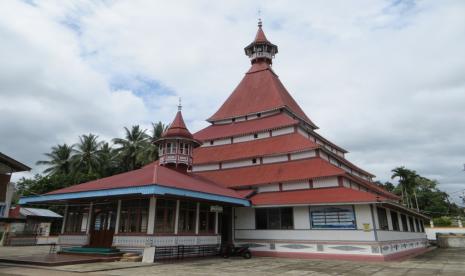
top-left (20, 207), bottom-right (62, 218)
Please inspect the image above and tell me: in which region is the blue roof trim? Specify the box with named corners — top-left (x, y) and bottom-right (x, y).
top-left (18, 184), bottom-right (250, 206)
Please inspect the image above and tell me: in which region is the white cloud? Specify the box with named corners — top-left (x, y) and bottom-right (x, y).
top-left (1, 0), bottom-right (464, 205)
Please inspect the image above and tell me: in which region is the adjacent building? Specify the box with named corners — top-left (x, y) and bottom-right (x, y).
top-left (19, 22), bottom-right (428, 261)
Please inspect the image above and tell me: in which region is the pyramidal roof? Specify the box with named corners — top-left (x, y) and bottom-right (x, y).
top-left (208, 23), bottom-right (316, 128)
top-left (208, 62), bottom-right (317, 128)
top-left (162, 110), bottom-right (194, 139)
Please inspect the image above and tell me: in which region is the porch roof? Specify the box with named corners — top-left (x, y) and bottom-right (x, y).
top-left (19, 162), bottom-right (250, 206)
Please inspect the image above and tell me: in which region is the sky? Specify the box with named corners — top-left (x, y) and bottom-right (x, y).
top-left (1, 0), bottom-right (464, 206)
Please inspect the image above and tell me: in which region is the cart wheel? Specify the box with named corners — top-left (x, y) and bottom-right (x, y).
top-left (242, 251), bottom-right (252, 259)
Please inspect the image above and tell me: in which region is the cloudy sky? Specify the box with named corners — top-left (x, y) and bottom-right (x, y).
top-left (1, 0), bottom-right (464, 205)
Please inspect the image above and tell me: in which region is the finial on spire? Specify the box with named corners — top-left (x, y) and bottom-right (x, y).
top-left (258, 9), bottom-right (262, 28)
top-left (178, 97), bottom-right (182, 111)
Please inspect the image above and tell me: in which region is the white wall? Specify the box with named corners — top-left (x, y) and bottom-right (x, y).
top-left (377, 231), bottom-right (426, 241)
top-left (271, 127), bottom-right (294, 137)
top-left (355, 205), bottom-right (374, 231)
top-left (313, 177), bottom-right (338, 188)
top-left (426, 227), bottom-right (465, 240)
top-left (192, 164), bottom-right (220, 172)
top-left (235, 207), bottom-right (255, 229)
top-left (257, 184), bottom-right (280, 193)
top-left (262, 155), bottom-right (288, 164)
top-left (282, 181), bottom-right (309, 191)
top-left (234, 229), bottom-right (375, 241)
top-left (222, 159), bottom-right (256, 169)
top-left (290, 150), bottom-right (316, 160)
top-left (293, 206), bottom-right (310, 229)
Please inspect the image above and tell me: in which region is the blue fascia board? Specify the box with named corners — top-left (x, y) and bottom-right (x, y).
top-left (18, 184), bottom-right (250, 206)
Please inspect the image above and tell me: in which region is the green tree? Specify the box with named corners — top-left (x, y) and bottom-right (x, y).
top-left (391, 166), bottom-right (419, 209)
top-left (72, 134), bottom-right (103, 175)
top-left (97, 142), bottom-right (118, 177)
top-left (36, 144), bottom-right (74, 176)
top-left (146, 121), bottom-right (168, 162)
top-left (113, 125), bottom-right (150, 171)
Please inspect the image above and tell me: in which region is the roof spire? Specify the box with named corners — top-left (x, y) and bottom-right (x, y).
top-left (178, 97), bottom-right (182, 111)
top-left (258, 9), bottom-right (262, 28)
top-left (244, 18), bottom-right (278, 65)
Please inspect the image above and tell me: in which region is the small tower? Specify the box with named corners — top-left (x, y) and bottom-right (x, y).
top-left (244, 19), bottom-right (278, 65)
top-left (155, 102), bottom-right (201, 171)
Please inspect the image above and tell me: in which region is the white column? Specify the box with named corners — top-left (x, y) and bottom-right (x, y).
top-left (86, 202), bottom-right (93, 234)
top-left (114, 200), bottom-right (122, 234)
top-left (195, 202), bottom-right (200, 235)
top-left (430, 219), bottom-right (434, 228)
top-left (174, 200), bottom-right (180, 234)
top-left (398, 213), bottom-right (404, 231)
top-left (147, 197), bottom-right (156, 234)
top-left (214, 212), bottom-right (219, 235)
top-left (61, 204), bottom-right (68, 234)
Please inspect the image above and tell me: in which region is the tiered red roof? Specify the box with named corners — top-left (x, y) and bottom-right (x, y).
top-left (193, 133), bottom-right (318, 164)
top-left (46, 162), bottom-right (243, 199)
top-left (196, 158), bottom-right (345, 188)
top-left (195, 113), bottom-right (298, 141)
top-left (207, 62), bottom-right (316, 128)
top-left (250, 187), bottom-right (386, 206)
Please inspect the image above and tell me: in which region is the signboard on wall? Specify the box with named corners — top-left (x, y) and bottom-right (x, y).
top-left (210, 205), bottom-right (223, 212)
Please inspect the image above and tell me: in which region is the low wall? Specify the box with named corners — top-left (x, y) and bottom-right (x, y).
top-left (437, 234), bottom-right (465, 248)
top-left (425, 227), bottom-right (465, 240)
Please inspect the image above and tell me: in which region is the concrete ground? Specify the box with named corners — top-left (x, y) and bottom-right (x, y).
top-left (1, 246), bottom-right (465, 275)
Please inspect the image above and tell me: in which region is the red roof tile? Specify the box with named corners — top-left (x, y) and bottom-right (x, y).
top-left (194, 113), bottom-right (298, 141)
top-left (250, 187), bottom-right (386, 206)
top-left (46, 162), bottom-right (243, 199)
top-left (196, 158), bottom-right (345, 188)
top-left (162, 111), bottom-right (193, 139)
top-left (254, 25), bottom-right (269, 43)
top-left (345, 173), bottom-right (399, 200)
top-left (207, 62), bottom-right (316, 127)
top-left (193, 133), bottom-right (318, 164)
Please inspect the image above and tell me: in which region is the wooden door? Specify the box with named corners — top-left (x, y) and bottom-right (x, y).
top-left (89, 205), bottom-right (116, 248)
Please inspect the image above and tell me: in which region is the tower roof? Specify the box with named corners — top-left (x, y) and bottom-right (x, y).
top-left (207, 62), bottom-right (317, 128)
top-left (254, 20), bottom-right (269, 43)
top-left (162, 110), bottom-right (194, 139)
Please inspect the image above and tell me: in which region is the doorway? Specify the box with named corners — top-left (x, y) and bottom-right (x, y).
top-left (88, 203), bottom-right (116, 248)
top-left (220, 206), bottom-right (233, 245)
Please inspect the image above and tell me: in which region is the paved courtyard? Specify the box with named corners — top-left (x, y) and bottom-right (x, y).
top-left (1, 246), bottom-right (465, 275)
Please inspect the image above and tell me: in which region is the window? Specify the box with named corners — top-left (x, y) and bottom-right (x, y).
top-left (254, 133), bottom-right (258, 139)
top-left (179, 143), bottom-right (184, 154)
top-left (377, 207), bottom-right (389, 230)
top-left (166, 143), bottom-right (172, 154)
top-left (401, 214), bottom-right (408, 231)
top-left (252, 158), bottom-right (257, 164)
top-left (414, 218), bottom-right (420, 233)
top-left (119, 199), bottom-right (149, 233)
top-left (184, 144), bottom-right (189, 155)
top-left (155, 199), bottom-right (176, 233)
top-left (409, 217), bottom-right (415, 232)
top-left (65, 206), bottom-right (88, 233)
top-left (257, 113), bottom-right (261, 118)
top-left (420, 220), bottom-right (425, 232)
top-left (310, 206), bottom-right (356, 229)
top-left (391, 211), bottom-right (400, 231)
top-left (210, 141), bottom-right (214, 145)
top-left (256, 207), bottom-right (293, 229)
top-left (178, 201), bottom-right (196, 233)
top-left (199, 203), bottom-right (215, 233)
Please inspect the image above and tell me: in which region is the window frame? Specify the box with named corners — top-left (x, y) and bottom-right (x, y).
top-left (118, 199), bottom-right (149, 234)
top-left (377, 207), bottom-right (389, 230)
top-left (255, 207), bottom-right (294, 230)
top-left (390, 211), bottom-right (400, 231)
top-left (154, 199), bottom-right (176, 234)
top-left (310, 205), bottom-right (356, 230)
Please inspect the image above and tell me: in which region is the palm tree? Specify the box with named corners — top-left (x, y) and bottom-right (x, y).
top-left (113, 125), bottom-right (150, 171)
top-left (97, 142), bottom-right (118, 177)
top-left (72, 134), bottom-right (103, 175)
top-left (147, 121), bottom-right (168, 161)
top-left (391, 167), bottom-right (420, 210)
top-left (36, 144), bottom-right (74, 176)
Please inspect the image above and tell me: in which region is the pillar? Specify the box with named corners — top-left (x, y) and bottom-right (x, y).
top-left (147, 197), bottom-right (156, 234)
top-left (174, 200), bottom-right (180, 234)
top-left (61, 204), bottom-right (68, 234)
top-left (114, 200), bottom-right (122, 234)
top-left (195, 202), bottom-right (200, 235)
top-left (86, 202), bottom-right (93, 234)
top-left (214, 212), bottom-right (219, 235)
top-left (430, 219), bottom-right (434, 228)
